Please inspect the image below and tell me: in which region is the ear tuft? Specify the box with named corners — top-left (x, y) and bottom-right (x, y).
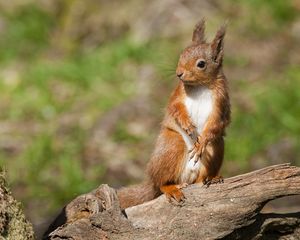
top-left (211, 24), bottom-right (227, 63)
top-left (192, 18), bottom-right (206, 44)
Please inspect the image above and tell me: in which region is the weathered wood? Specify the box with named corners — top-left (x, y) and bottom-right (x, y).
top-left (44, 164), bottom-right (300, 240)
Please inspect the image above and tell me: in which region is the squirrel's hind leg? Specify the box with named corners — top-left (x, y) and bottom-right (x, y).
top-left (160, 183), bottom-right (188, 203)
top-left (196, 166), bottom-right (224, 188)
top-left (196, 137), bottom-right (224, 186)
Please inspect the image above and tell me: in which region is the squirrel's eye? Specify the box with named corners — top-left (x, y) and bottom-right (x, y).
top-left (197, 60), bottom-right (206, 69)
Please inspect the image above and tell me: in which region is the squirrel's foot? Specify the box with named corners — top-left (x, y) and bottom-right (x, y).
top-left (160, 183), bottom-right (188, 204)
top-left (203, 176), bottom-right (224, 188)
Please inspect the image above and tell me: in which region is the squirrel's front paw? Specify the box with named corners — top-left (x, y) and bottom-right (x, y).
top-left (181, 120), bottom-right (196, 139)
top-left (189, 138), bottom-right (207, 163)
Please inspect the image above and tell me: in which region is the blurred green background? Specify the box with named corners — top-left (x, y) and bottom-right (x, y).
top-left (0, 0), bottom-right (299, 235)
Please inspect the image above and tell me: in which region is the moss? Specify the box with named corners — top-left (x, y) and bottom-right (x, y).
top-left (0, 170), bottom-right (35, 240)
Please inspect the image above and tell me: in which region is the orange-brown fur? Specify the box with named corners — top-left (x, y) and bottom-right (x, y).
top-left (117, 181), bottom-right (160, 209)
top-left (117, 19), bottom-right (231, 209)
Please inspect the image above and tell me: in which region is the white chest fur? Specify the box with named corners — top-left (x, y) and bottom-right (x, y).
top-left (185, 87), bottom-right (213, 136)
top-left (179, 87), bottom-right (214, 183)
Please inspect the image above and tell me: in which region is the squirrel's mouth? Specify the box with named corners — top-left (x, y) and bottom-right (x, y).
top-left (181, 78), bottom-right (210, 86)
top-left (181, 79), bottom-right (201, 86)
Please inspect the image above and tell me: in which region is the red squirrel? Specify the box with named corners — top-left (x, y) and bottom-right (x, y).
top-left (117, 19), bottom-right (231, 209)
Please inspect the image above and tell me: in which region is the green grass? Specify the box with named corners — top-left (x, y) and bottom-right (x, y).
top-left (0, 4), bottom-right (54, 62)
top-left (226, 66), bottom-right (300, 168)
top-left (243, 0), bottom-right (297, 24)
top-left (0, 13), bottom-right (176, 214)
top-left (229, 0), bottom-right (298, 38)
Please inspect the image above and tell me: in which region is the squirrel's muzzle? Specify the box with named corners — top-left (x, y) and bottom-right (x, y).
top-left (177, 72), bottom-right (184, 79)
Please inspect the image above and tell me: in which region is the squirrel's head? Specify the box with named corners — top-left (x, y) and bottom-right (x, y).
top-left (176, 19), bottom-right (226, 86)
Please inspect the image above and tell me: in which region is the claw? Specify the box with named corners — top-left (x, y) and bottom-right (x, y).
top-left (161, 184), bottom-right (188, 204)
top-left (193, 159), bottom-right (198, 166)
top-left (189, 137), bottom-right (206, 162)
top-left (201, 147), bottom-right (205, 155)
top-left (183, 124), bottom-right (196, 139)
top-left (189, 145), bottom-right (198, 161)
top-left (179, 183), bottom-right (188, 189)
top-left (190, 152), bottom-right (200, 163)
top-left (189, 151), bottom-right (195, 160)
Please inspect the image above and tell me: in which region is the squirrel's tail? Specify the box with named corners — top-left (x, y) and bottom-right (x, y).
top-left (117, 181), bottom-right (159, 209)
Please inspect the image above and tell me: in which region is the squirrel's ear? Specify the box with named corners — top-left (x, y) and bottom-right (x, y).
top-left (211, 24), bottom-right (226, 64)
top-left (192, 19), bottom-right (206, 44)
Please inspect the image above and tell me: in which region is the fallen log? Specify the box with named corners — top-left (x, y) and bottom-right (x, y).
top-left (44, 164), bottom-right (300, 240)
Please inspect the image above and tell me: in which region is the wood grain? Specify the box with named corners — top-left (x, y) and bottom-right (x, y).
top-left (44, 164), bottom-right (300, 240)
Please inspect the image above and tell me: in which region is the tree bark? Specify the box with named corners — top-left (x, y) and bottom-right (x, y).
top-left (44, 164), bottom-right (300, 240)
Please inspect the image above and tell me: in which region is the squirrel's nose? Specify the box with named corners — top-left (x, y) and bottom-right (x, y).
top-left (177, 72), bottom-right (184, 78)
